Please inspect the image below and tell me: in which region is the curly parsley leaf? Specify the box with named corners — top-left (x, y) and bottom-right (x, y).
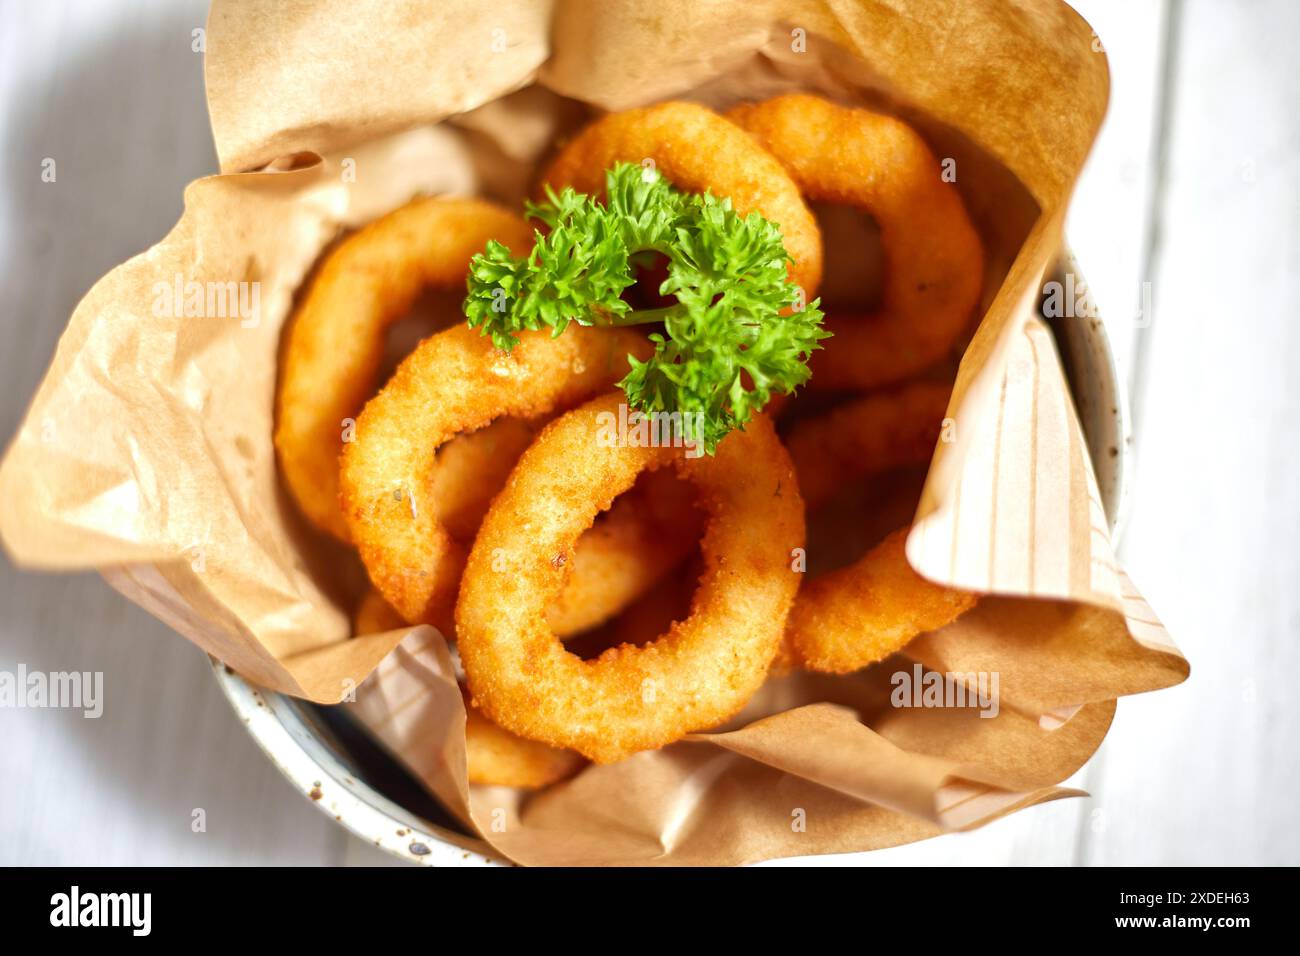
top-left (465, 162), bottom-right (827, 453)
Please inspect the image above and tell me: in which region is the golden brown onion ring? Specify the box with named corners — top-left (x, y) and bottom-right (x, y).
top-left (728, 94), bottom-right (984, 390)
top-left (275, 198), bottom-right (533, 540)
top-left (783, 528), bottom-right (977, 674)
top-left (461, 692), bottom-right (585, 790)
top-left (456, 392), bottom-right (805, 763)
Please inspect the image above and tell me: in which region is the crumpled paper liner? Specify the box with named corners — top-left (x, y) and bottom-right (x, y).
top-left (0, 0), bottom-right (1189, 864)
top-left (353, 629), bottom-right (1112, 865)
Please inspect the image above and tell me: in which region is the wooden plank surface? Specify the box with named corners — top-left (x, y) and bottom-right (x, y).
top-left (1079, 0), bottom-right (1300, 865)
top-left (2, 0), bottom-right (1293, 867)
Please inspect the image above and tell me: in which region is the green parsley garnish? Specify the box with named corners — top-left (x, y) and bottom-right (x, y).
top-left (464, 162), bottom-right (827, 454)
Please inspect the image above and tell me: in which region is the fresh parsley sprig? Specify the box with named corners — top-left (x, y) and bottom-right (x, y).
top-left (465, 162), bottom-right (827, 454)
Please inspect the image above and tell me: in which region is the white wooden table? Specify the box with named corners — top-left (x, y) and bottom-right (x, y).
top-left (1, 0), bottom-right (1295, 866)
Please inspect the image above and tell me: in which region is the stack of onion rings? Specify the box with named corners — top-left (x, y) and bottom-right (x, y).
top-left (277, 194), bottom-right (691, 638)
top-left (275, 92), bottom-right (993, 788)
top-left (339, 323), bottom-right (653, 629)
top-left (456, 392), bottom-right (804, 763)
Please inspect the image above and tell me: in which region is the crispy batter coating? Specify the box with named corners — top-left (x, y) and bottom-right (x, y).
top-left (779, 382), bottom-right (976, 673)
top-left (275, 198), bottom-right (534, 540)
top-left (728, 94), bottom-right (984, 390)
top-left (340, 324), bottom-right (652, 629)
top-left (786, 381), bottom-right (954, 510)
top-left (542, 101), bottom-right (823, 296)
top-left (353, 591), bottom-right (583, 789)
top-left (784, 528), bottom-right (977, 674)
top-left (462, 693), bottom-right (585, 790)
top-left (456, 392), bottom-right (805, 763)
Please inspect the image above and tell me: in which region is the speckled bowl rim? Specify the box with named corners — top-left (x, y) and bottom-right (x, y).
top-left (213, 659), bottom-right (502, 865)
top-left (214, 261), bottom-right (1131, 867)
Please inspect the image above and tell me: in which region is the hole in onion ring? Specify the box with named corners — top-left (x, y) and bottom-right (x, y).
top-left (563, 551), bottom-right (703, 661)
top-left (543, 469), bottom-right (705, 658)
top-left (808, 200), bottom-right (883, 311)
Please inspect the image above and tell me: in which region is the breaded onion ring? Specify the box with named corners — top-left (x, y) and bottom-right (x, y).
top-left (276, 197), bottom-right (533, 540)
top-left (461, 692), bottom-right (585, 790)
top-left (456, 392), bottom-right (805, 763)
top-left (353, 591), bottom-right (583, 789)
top-left (541, 101), bottom-right (823, 296)
top-left (340, 324), bottom-right (651, 629)
top-left (784, 528), bottom-right (977, 674)
top-left (779, 382), bottom-right (976, 674)
top-left (728, 94), bottom-right (984, 390)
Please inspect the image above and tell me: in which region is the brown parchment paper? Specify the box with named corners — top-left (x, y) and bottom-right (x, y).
top-left (0, 0), bottom-right (1189, 864)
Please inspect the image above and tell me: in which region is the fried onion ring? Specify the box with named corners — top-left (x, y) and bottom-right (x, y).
top-left (353, 591), bottom-right (583, 789)
top-left (728, 94), bottom-right (984, 390)
top-left (541, 101), bottom-right (823, 296)
top-left (461, 692), bottom-right (585, 790)
top-left (456, 392), bottom-right (804, 763)
top-left (784, 528), bottom-right (977, 674)
top-left (340, 324), bottom-right (651, 629)
top-left (276, 197), bottom-right (534, 540)
top-left (779, 382), bottom-right (976, 673)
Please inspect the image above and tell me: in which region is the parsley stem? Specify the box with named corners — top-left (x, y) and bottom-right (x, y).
top-left (606, 305), bottom-right (678, 327)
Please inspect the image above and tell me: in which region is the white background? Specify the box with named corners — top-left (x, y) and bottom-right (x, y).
top-left (1, 0), bottom-right (1296, 865)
